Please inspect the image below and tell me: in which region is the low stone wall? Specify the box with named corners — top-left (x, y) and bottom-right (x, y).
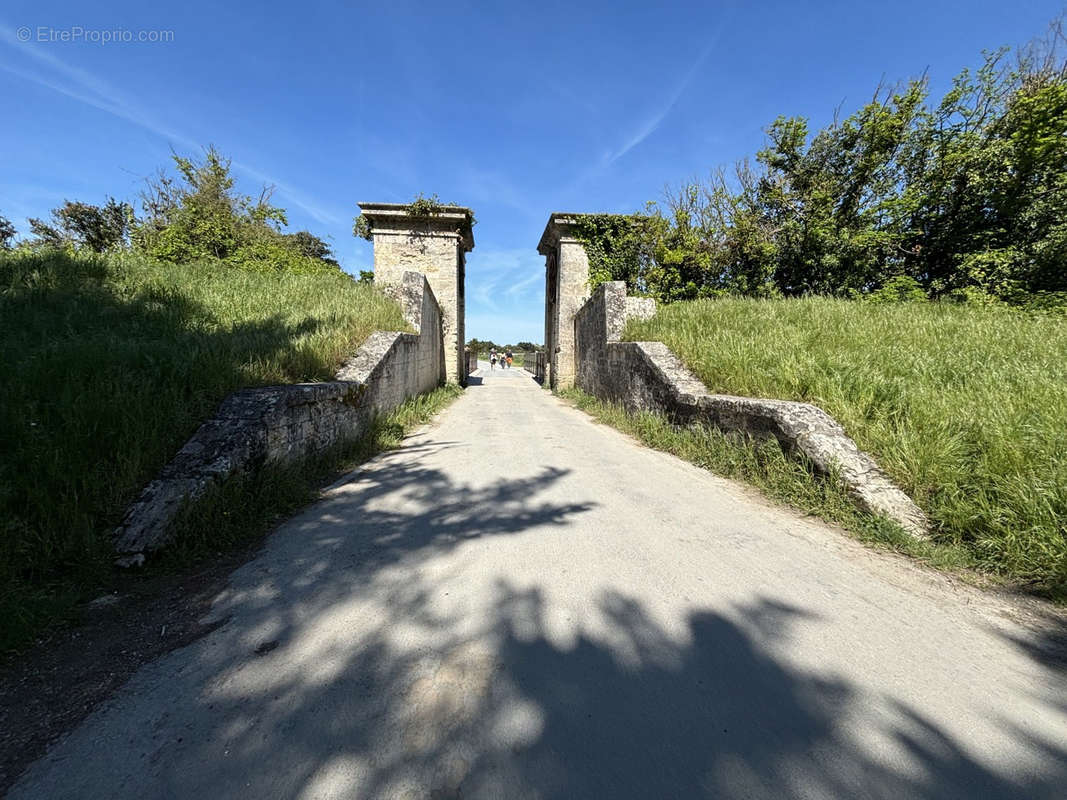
top-left (113, 272), bottom-right (445, 561)
top-left (574, 282), bottom-right (928, 537)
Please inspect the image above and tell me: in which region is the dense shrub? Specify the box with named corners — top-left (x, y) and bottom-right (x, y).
top-left (135, 148), bottom-right (342, 275)
top-left (6, 147), bottom-right (342, 277)
top-left (28, 198), bottom-right (133, 252)
top-left (865, 276), bottom-right (928, 304)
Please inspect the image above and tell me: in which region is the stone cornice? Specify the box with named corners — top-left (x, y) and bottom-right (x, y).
top-left (537, 212), bottom-right (585, 255)
top-left (359, 202), bottom-right (475, 251)
top-left (370, 227), bottom-right (466, 242)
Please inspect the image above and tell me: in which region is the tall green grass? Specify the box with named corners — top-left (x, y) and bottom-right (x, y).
top-left (626, 297), bottom-right (1067, 595)
top-left (0, 249), bottom-right (409, 648)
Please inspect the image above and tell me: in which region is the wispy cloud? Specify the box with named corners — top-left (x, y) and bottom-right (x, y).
top-left (603, 36), bottom-right (719, 167)
top-left (0, 25), bottom-right (198, 146)
top-left (0, 24), bottom-right (340, 225)
top-left (455, 165), bottom-right (540, 221)
top-left (472, 280), bottom-right (499, 312)
top-left (504, 270), bottom-right (543, 300)
top-left (561, 30), bottom-right (723, 204)
top-left (0, 183), bottom-right (71, 229)
top-left (466, 247), bottom-right (544, 312)
top-left (230, 160), bottom-right (342, 226)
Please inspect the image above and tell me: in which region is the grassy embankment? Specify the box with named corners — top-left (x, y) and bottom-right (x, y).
top-left (575, 297), bottom-right (1067, 596)
top-left (0, 249), bottom-right (460, 650)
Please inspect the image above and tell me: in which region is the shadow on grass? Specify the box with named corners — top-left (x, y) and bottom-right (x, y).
top-left (0, 250), bottom-right (376, 649)
top-left (13, 448), bottom-right (1066, 799)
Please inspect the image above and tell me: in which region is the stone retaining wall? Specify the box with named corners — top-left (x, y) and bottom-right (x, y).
top-left (574, 281), bottom-right (928, 537)
top-left (113, 272), bottom-right (445, 561)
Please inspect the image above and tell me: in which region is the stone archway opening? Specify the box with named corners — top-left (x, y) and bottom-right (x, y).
top-left (357, 206), bottom-right (592, 391)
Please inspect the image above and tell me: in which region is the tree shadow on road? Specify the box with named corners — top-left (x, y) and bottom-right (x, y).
top-left (170, 586), bottom-right (1067, 800)
top-left (13, 449), bottom-right (1067, 800)
top-left (991, 605), bottom-right (1067, 675)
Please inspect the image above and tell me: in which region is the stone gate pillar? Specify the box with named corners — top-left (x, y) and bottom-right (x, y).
top-left (358, 202), bottom-right (474, 385)
top-left (538, 213), bottom-right (590, 389)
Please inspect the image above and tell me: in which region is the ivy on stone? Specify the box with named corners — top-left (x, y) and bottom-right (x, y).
top-left (353, 193), bottom-right (476, 242)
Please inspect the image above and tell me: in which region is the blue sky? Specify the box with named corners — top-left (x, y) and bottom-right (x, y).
top-left (1, 1), bottom-right (1063, 343)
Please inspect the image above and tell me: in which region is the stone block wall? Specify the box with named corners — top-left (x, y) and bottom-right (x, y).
top-left (552, 239), bottom-right (590, 388)
top-left (373, 232), bottom-right (464, 383)
top-left (538, 214), bottom-right (592, 390)
top-left (359, 203), bottom-right (473, 386)
top-left (573, 282), bottom-right (929, 538)
top-left (113, 272), bottom-right (445, 560)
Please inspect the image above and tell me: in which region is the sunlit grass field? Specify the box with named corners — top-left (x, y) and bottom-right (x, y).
top-left (0, 249), bottom-right (409, 648)
top-left (625, 297), bottom-right (1067, 595)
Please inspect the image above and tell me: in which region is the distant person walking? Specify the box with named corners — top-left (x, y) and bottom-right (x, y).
top-left (505, 349), bottom-right (513, 369)
top-left (489, 350), bottom-right (497, 370)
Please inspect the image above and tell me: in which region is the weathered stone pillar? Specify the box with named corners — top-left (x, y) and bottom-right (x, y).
top-left (538, 214), bottom-right (590, 389)
top-left (358, 202), bottom-right (474, 385)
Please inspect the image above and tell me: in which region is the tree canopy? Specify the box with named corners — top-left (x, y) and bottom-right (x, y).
top-left (466, 338), bottom-right (540, 353)
top-left (4, 147), bottom-right (344, 276)
top-left (576, 20), bottom-right (1067, 309)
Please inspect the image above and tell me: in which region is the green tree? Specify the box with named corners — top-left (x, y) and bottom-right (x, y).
top-left (28, 198), bottom-right (134, 252)
top-left (135, 147), bottom-right (342, 276)
top-left (136, 147), bottom-right (274, 262)
top-left (576, 15), bottom-right (1067, 309)
top-left (286, 230), bottom-right (340, 267)
top-left (897, 43), bottom-right (1067, 299)
top-left (0, 213), bottom-right (16, 250)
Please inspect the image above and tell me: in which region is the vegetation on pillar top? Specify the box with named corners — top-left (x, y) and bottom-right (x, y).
top-left (353, 215), bottom-right (373, 241)
top-left (353, 193), bottom-right (476, 244)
